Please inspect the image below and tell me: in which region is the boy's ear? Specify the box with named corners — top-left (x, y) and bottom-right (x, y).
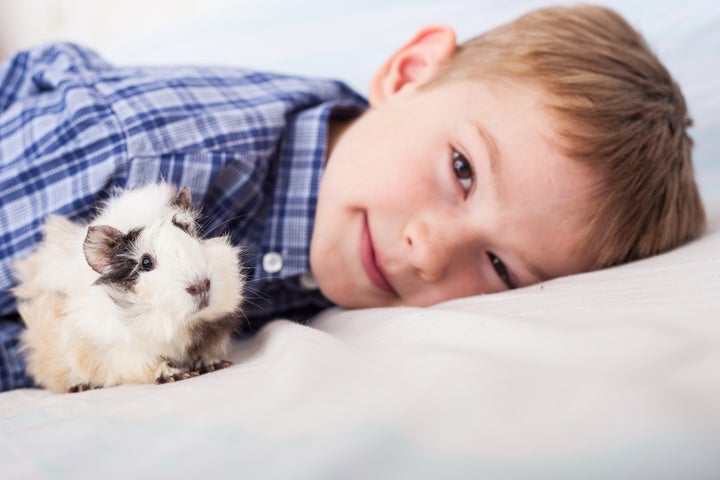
top-left (368, 25), bottom-right (456, 106)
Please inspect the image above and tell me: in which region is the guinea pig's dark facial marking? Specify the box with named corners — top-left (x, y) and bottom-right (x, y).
top-left (171, 214), bottom-right (197, 237)
top-left (84, 225), bottom-right (125, 273)
top-left (93, 227), bottom-right (147, 291)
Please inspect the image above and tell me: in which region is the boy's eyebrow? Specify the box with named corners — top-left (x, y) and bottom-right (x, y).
top-left (474, 122), bottom-right (504, 198)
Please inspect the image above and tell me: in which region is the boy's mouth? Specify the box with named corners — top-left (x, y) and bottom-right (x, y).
top-left (360, 215), bottom-right (396, 295)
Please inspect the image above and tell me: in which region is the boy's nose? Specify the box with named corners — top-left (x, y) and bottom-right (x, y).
top-left (403, 219), bottom-right (453, 282)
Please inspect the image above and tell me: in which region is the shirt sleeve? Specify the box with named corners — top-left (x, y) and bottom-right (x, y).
top-left (0, 42), bottom-right (113, 114)
top-left (0, 43), bottom-right (126, 316)
top-left (0, 317), bottom-right (34, 391)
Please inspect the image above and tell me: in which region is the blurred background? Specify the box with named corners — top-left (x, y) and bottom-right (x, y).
top-left (0, 0), bottom-right (219, 60)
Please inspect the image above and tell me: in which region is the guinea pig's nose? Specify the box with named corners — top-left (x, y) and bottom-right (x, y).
top-left (187, 278), bottom-right (211, 309)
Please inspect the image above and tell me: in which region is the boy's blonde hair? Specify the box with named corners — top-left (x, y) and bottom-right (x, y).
top-left (431, 5), bottom-right (706, 269)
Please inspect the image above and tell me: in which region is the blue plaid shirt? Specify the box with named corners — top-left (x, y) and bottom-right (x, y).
top-left (0, 43), bottom-right (367, 391)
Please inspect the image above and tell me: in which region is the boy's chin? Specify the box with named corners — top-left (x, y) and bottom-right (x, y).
top-left (318, 283), bottom-right (396, 309)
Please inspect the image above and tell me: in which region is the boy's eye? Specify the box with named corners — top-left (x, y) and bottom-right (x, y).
top-left (488, 252), bottom-right (515, 290)
top-left (452, 150), bottom-right (474, 193)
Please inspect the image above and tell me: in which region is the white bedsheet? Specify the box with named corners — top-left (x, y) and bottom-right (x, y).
top-left (2, 199), bottom-right (719, 478)
top-left (1, 1), bottom-right (719, 478)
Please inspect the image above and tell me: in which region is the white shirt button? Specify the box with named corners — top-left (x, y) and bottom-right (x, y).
top-left (262, 252), bottom-right (283, 273)
top-left (299, 271), bottom-right (319, 290)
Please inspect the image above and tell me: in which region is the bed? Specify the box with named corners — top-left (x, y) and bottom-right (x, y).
top-left (1, 0), bottom-right (719, 478)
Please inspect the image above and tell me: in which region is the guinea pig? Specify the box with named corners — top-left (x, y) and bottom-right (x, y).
top-left (12, 183), bottom-right (244, 393)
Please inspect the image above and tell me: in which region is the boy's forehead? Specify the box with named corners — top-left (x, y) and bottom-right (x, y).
top-left (466, 80), bottom-right (576, 188)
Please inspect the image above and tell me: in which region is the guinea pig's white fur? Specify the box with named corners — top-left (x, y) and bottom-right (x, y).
top-left (13, 183), bottom-right (244, 393)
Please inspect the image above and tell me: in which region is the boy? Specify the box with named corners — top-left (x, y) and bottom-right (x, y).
top-left (0, 5), bottom-right (706, 391)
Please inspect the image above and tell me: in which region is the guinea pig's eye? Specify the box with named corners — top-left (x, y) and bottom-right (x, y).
top-left (139, 254), bottom-right (155, 272)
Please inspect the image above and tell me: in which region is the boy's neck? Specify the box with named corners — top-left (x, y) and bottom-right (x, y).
top-left (326, 118), bottom-right (356, 166)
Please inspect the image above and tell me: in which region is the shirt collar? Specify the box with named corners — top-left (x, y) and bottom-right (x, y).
top-left (255, 98), bottom-right (366, 281)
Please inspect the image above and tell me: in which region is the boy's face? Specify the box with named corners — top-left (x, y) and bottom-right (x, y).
top-left (310, 27), bottom-right (594, 309)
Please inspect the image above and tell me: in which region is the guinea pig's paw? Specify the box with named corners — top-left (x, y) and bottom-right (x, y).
top-left (153, 361), bottom-right (199, 384)
top-left (66, 383), bottom-right (102, 394)
top-left (154, 371), bottom-right (197, 384)
top-left (196, 359), bottom-right (233, 374)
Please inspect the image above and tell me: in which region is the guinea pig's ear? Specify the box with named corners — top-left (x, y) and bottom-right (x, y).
top-left (173, 186), bottom-right (192, 211)
top-left (84, 225), bottom-right (123, 274)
